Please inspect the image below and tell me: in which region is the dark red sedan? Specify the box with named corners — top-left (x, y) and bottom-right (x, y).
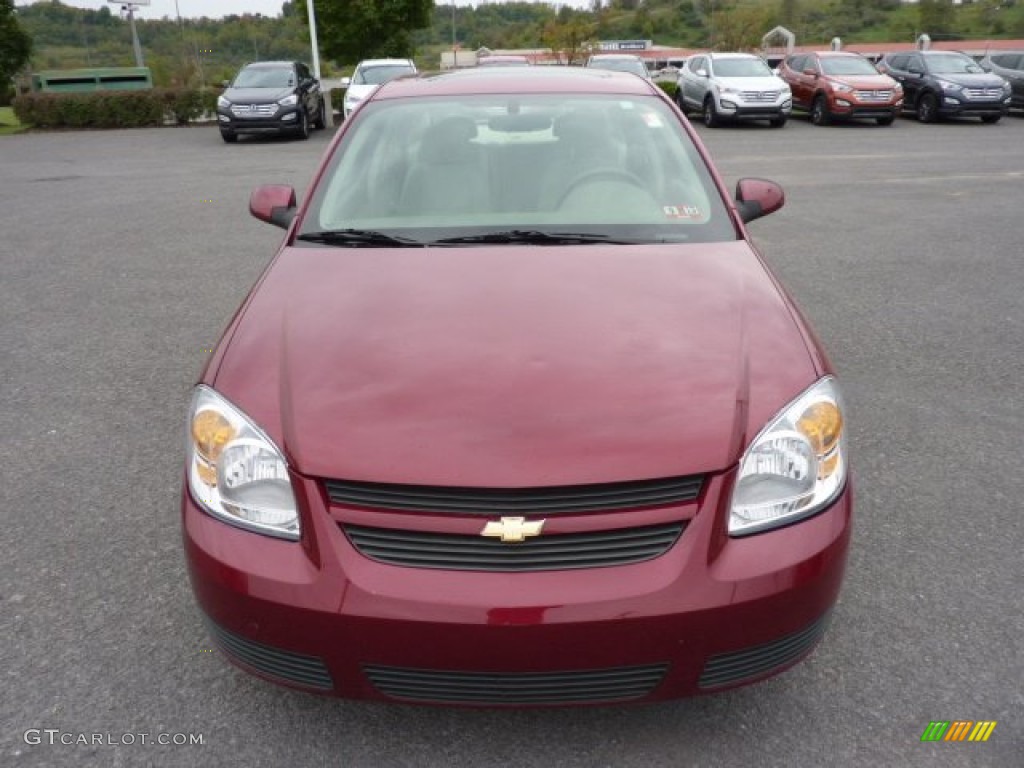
top-left (183, 67), bottom-right (852, 705)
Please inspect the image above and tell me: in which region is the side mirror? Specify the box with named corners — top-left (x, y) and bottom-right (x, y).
top-left (695, 69), bottom-right (708, 78)
top-left (908, 67), bottom-right (924, 76)
top-left (249, 185), bottom-right (298, 229)
top-left (340, 76), bottom-right (351, 87)
top-left (803, 68), bottom-right (817, 77)
top-left (735, 178), bottom-right (784, 223)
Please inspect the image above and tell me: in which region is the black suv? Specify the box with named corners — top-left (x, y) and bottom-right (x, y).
top-left (980, 51), bottom-right (1024, 111)
top-left (217, 61), bottom-right (325, 143)
top-left (877, 50), bottom-right (1010, 123)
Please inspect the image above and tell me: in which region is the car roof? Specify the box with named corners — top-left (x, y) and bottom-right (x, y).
top-left (708, 52), bottom-right (762, 60)
top-left (589, 53), bottom-right (643, 60)
top-left (811, 51), bottom-right (864, 58)
top-left (243, 61), bottom-right (296, 69)
top-left (373, 67), bottom-right (660, 102)
top-left (356, 59), bottom-right (414, 68)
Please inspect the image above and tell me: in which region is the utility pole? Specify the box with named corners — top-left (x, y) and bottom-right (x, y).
top-left (306, 0), bottom-right (333, 127)
top-left (452, 3), bottom-right (457, 69)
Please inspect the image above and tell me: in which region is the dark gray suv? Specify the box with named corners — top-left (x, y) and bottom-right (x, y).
top-left (217, 61), bottom-right (325, 143)
top-left (877, 51), bottom-right (1010, 123)
top-left (980, 51), bottom-right (1024, 111)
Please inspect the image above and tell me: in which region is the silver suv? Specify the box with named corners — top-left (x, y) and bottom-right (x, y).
top-left (676, 52), bottom-right (792, 128)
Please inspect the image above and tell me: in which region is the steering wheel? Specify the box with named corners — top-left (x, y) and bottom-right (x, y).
top-left (557, 167), bottom-right (647, 208)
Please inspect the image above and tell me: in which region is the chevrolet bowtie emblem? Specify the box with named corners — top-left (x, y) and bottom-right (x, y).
top-left (481, 517), bottom-right (545, 543)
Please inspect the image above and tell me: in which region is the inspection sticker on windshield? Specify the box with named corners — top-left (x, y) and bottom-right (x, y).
top-left (663, 204), bottom-right (701, 220)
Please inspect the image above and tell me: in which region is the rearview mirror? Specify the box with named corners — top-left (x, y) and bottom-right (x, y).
top-left (735, 178), bottom-right (784, 223)
top-left (249, 185), bottom-right (298, 229)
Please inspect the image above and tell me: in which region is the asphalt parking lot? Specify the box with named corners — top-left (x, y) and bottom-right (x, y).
top-left (1, 112), bottom-right (1022, 768)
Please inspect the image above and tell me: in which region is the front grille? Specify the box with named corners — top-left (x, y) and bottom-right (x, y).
top-left (364, 663), bottom-right (669, 705)
top-left (964, 87), bottom-right (1003, 100)
top-left (230, 103), bottom-right (278, 118)
top-left (854, 89), bottom-right (893, 102)
top-left (206, 619), bottom-right (333, 690)
top-left (324, 475), bottom-right (703, 515)
top-left (344, 522), bottom-right (685, 571)
top-left (740, 90), bottom-right (781, 103)
top-left (698, 613), bottom-right (831, 689)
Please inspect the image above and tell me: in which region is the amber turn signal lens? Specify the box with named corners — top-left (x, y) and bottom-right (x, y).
top-left (191, 409), bottom-right (235, 463)
top-left (797, 402), bottom-right (842, 453)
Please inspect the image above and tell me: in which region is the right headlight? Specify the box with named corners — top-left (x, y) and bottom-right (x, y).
top-left (186, 386), bottom-right (299, 540)
top-left (729, 377), bottom-right (847, 536)
top-left (217, 95), bottom-right (231, 108)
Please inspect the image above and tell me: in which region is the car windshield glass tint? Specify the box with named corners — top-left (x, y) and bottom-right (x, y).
top-left (820, 58), bottom-right (879, 76)
top-left (928, 54), bottom-right (983, 74)
top-left (714, 59), bottom-right (772, 77)
top-left (301, 92), bottom-right (737, 246)
top-left (356, 65), bottom-right (415, 85)
top-left (233, 68), bottom-right (293, 88)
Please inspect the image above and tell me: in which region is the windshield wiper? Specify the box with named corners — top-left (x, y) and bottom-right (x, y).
top-left (431, 230), bottom-right (636, 246)
top-left (296, 229), bottom-right (424, 247)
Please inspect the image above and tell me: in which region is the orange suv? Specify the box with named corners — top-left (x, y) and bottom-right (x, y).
top-left (779, 51), bottom-right (902, 126)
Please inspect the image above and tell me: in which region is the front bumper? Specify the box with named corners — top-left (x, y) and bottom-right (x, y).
top-left (715, 97), bottom-right (792, 122)
top-left (829, 98), bottom-right (902, 120)
top-left (938, 96), bottom-right (1010, 118)
top-left (183, 470), bottom-right (853, 705)
top-left (216, 106), bottom-right (302, 135)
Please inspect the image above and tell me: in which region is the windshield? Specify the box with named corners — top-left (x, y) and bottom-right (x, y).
top-left (300, 93), bottom-right (736, 245)
top-left (927, 54), bottom-right (984, 74)
top-left (354, 64), bottom-right (415, 85)
top-left (820, 57), bottom-right (879, 76)
top-left (588, 58), bottom-right (650, 78)
top-left (714, 59), bottom-right (773, 78)
top-left (232, 67), bottom-right (293, 88)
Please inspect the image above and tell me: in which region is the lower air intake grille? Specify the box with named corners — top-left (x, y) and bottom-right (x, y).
top-left (344, 522), bottom-right (685, 571)
top-left (364, 663), bottom-right (669, 705)
top-left (698, 613), bottom-right (831, 689)
top-left (206, 619), bottom-right (333, 691)
top-left (324, 475), bottom-right (703, 515)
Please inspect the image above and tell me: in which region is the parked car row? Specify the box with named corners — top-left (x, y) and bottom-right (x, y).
top-left (674, 48), bottom-right (1021, 128)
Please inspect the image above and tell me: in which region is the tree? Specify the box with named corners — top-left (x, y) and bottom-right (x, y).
top-left (1, 0), bottom-right (33, 87)
top-left (297, 0), bottom-right (434, 64)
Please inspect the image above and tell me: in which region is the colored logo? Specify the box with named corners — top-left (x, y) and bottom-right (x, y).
top-left (920, 721), bottom-right (997, 742)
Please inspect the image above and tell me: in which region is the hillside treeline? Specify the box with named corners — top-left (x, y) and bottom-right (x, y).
top-left (15, 0), bottom-right (1024, 87)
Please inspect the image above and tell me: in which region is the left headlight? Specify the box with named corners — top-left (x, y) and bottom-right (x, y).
top-left (729, 377), bottom-right (847, 537)
top-left (278, 93), bottom-right (299, 107)
top-left (186, 386), bottom-right (299, 540)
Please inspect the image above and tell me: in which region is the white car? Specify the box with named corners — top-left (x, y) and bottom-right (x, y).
top-left (341, 58), bottom-right (417, 118)
top-left (676, 52), bottom-right (792, 128)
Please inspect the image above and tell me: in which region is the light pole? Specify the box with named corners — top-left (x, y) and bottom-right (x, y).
top-left (305, 0), bottom-right (333, 127)
top-left (452, 3), bottom-right (457, 69)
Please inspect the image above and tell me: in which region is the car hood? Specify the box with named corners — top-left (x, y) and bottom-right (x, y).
top-left (344, 83), bottom-right (378, 102)
top-left (931, 72), bottom-right (1006, 88)
top-left (211, 243), bottom-right (819, 486)
top-left (224, 86), bottom-right (292, 103)
top-left (825, 74), bottom-right (897, 89)
top-left (716, 75), bottom-right (789, 92)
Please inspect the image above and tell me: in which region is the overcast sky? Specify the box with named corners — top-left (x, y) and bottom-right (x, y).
top-left (15, 0), bottom-right (590, 21)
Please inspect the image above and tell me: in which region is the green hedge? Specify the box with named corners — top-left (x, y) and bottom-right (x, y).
top-left (12, 88), bottom-right (220, 129)
top-left (657, 80), bottom-right (679, 100)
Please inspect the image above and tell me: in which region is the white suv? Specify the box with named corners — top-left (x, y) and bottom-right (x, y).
top-left (341, 58), bottom-right (417, 119)
top-left (676, 52), bottom-right (792, 128)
